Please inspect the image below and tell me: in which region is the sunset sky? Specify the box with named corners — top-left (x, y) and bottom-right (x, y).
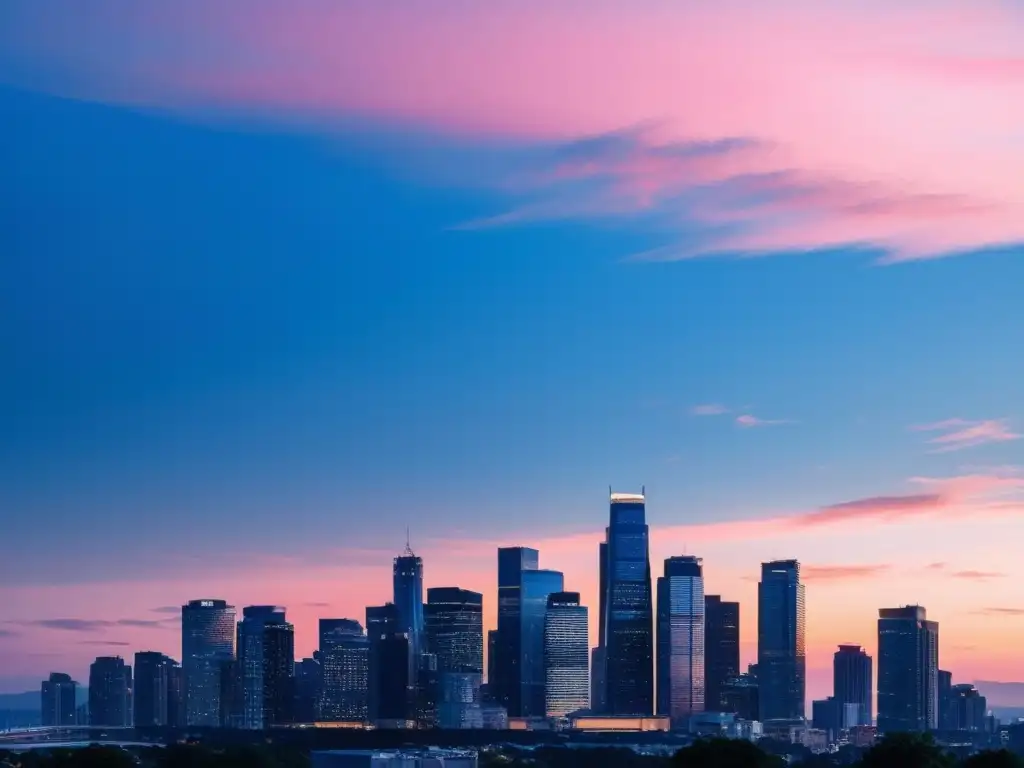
top-left (1, 0), bottom-right (1023, 701)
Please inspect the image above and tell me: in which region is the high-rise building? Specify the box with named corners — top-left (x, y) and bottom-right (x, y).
top-left (237, 606), bottom-right (295, 729)
top-left (757, 560), bottom-right (805, 721)
top-left (134, 651), bottom-right (177, 726)
top-left (590, 648), bottom-right (606, 714)
top-left (320, 619), bottom-right (369, 722)
top-left (426, 588), bottom-right (484, 729)
top-left (521, 567), bottom-right (565, 717)
top-left (877, 605), bottom-right (938, 733)
top-left (294, 657), bottom-right (323, 723)
top-left (833, 644), bottom-right (872, 727)
top-left (393, 543), bottom-right (425, 696)
top-left (721, 673), bottom-right (759, 721)
top-left (367, 603), bottom-right (412, 726)
top-left (494, 546), bottom-right (539, 717)
top-left (704, 596), bottom-right (739, 712)
top-left (219, 659), bottom-right (243, 728)
top-left (657, 556), bottom-right (706, 724)
top-left (951, 684), bottom-right (987, 732)
top-left (486, 629), bottom-right (499, 701)
top-left (603, 490), bottom-right (654, 716)
top-left (938, 669), bottom-right (956, 731)
top-left (41, 673), bottom-right (77, 726)
top-left (167, 661), bottom-right (185, 727)
top-left (544, 591), bottom-right (589, 718)
top-left (89, 656), bottom-right (131, 727)
top-left (181, 599), bottom-right (236, 726)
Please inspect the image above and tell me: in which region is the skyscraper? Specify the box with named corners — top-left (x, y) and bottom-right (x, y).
top-left (521, 567), bottom-right (565, 717)
top-left (877, 605), bottom-right (938, 733)
top-left (704, 595), bottom-right (740, 712)
top-left (237, 606), bottom-right (295, 729)
top-left (938, 669), bottom-right (956, 731)
top-left (367, 603), bottom-right (412, 726)
top-left (294, 656), bottom-right (323, 723)
top-left (181, 599), bottom-right (236, 726)
top-left (426, 587), bottom-right (484, 728)
top-left (41, 673), bottom-right (77, 726)
top-left (494, 546), bottom-right (539, 717)
top-left (393, 542), bottom-right (425, 702)
top-left (833, 644), bottom-right (872, 727)
top-left (657, 556), bottom-right (706, 724)
top-left (544, 591), bottom-right (589, 718)
top-left (757, 560), bottom-right (806, 721)
top-left (951, 684), bottom-right (987, 731)
top-left (319, 619), bottom-right (369, 722)
top-left (134, 651), bottom-right (175, 726)
top-left (603, 490), bottom-right (654, 716)
top-left (89, 656), bottom-right (131, 727)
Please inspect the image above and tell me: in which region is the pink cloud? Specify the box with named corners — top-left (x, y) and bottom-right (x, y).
top-left (735, 414), bottom-right (791, 428)
top-left (1, 0), bottom-right (1024, 261)
top-left (952, 570), bottom-right (1006, 580)
top-left (692, 403), bottom-right (729, 416)
top-left (912, 418), bottom-right (1022, 453)
top-left (802, 564), bottom-right (890, 582)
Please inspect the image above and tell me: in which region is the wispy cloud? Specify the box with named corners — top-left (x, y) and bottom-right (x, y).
top-left (802, 564), bottom-right (890, 581)
top-left (691, 403), bottom-right (729, 416)
top-left (975, 607), bottom-right (1024, 616)
top-left (79, 640), bottom-right (131, 647)
top-left (952, 570), bottom-right (1006, 580)
top-left (18, 618), bottom-right (169, 633)
top-left (150, 606), bottom-right (180, 615)
top-left (0, 629), bottom-right (19, 638)
top-left (912, 418), bottom-right (1021, 453)
top-left (735, 414), bottom-right (792, 428)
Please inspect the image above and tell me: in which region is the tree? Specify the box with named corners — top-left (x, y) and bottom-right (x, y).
top-left (674, 738), bottom-right (784, 768)
top-left (963, 751), bottom-right (1024, 768)
top-left (859, 733), bottom-right (956, 768)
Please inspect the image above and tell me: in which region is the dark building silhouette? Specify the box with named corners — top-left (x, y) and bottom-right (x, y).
top-left (219, 659), bottom-right (243, 728)
top-left (704, 595), bottom-right (740, 712)
top-left (426, 587), bottom-right (484, 728)
top-left (834, 644), bottom-right (872, 727)
top-left (237, 605), bottom-right (295, 729)
top-left (486, 629), bottom-right (499, 700)
top-left (877, 605), bottom-right (938, 732)
top-left (134, 651), bottom-right (178, 726)
top-left (757, 560), bottom-right (805, 721)
top-left (167, 661), bottom-right (184, 727)
top-left (494, 546), bottom-right (538, 717)
top-left (603, 491), bottom-right (654, 716)
top-left (657, 556), bottom-right (705, 725)
top-left (89, 656), bottom-right (131, 727)
top-left (938, 669), bottom-right (956, 731)
top-left (952, 683), bottom-right (987, 731)
top-left (544, 591), bottom-right (589, 718)
top-left (294, 656), bottom-right (322, 723)
top-left (415, 653), bottom-right (440, 727)
top-left (590, 647), bottom-right (606, 715)
top-left (594, 540), bottom-right (608, 714)
top-left (367, 603), bottom-right (411, 726)
top-left (812, 697), bottom-right (840, 737)
top-left (721, 673), bottom-right (759, 721)
top-left (320, 619), bottom-right (369, 722)
top-left (181, 599), bottom-right (236, 727)
top-left (41, 673), bottom-right (77, 726)
top-left (393, 543), bottom-right (425, 714)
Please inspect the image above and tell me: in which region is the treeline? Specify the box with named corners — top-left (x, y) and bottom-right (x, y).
top-left (1, 734), bottom-right (1022, 768)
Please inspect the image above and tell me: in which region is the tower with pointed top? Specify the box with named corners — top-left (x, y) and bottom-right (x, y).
top-left (393, 540), bottom-right (425, 718)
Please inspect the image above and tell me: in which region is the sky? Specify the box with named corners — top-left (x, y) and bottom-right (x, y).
top-left (1, 0), bottom-right (1023, 703)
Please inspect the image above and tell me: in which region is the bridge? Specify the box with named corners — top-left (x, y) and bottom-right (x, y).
top-left (0, 725), bottom-right (138, 745)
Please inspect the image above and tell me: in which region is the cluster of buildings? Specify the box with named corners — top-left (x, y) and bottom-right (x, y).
top-left (38, 490), bottom-right (992, 743)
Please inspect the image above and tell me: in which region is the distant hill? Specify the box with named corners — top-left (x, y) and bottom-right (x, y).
top-left (0, 688), bottom-right (88, 711)
top-left (976, 680), bottom-right (1024, 707)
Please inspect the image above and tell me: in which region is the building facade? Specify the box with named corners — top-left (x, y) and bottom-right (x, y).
top-left (320, 619), bottom-right (369, 722)
top-left (657, 556), bottom-right (706, 725)
top-left (367, 603), bottom-right (411, 726)
top-left (426, 587), bottom-right (484, 728)
top-left (704, 596), bottom-right (739, 712)
top-left (602, 491), bottom-right (654, 716)
top-left (833, 644), bottom-right (872, 727)
top-left (877, 605), bottom-right (939, 733)
top-left (544, 591), bottom-right (589, 718)
top-left (494, 546), bottom-right (539, 717)
top-left (181, 598), bottom-right (236, 726)
top-left (41, 673), bottom-right (77, 726)
top-left (134, 651), bottom-right (178, 727)
top-left (393, 544), bottom-right (425, 709)
top-left (757, 560), bottom-right (806, 721)
top-left (89, 656), bottom-right (132, 727)
top-left (237, 605), bottom-right (295, 729)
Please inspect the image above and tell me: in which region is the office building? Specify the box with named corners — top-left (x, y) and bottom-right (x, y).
top-left (167, 661), bottom-right (185, 727)
top-left (426, 588), bottom-right (484, 728)
top-left (877, 605), bottom-right (939, 732)
top-left (89, 656), bottom-right (131, 727)
top-left (704, 596), bottom-right (739, 712)
top-left (757, 560), bottom-right (805, 721)
top-left (320, 619), bottom-right (369, 722)
top-left (951, 684), bottom-right (987, 732)
top-left (602, 490), bottom-right (654, 716)
top-left (938, 669), bottom-right (956, 730)
top-left (590, 648), bottom-right (606, 714)
top-left (237, 605), bottom-right (295, 729)
top-left (41, 673), bottom-right (77, 726)
top-left (393, 543), bottom-right (425, 704)
top-left (544, 591), bottom-right (589, 718)
top-left (485, 629), bottom-right (498, 702)
top-left (657, 556), bottom-right (705, 724)
top-left (833, 644), bottom-right (872, 727)
top-left (181, 599), bottom-right (236, 726)
top-left (134, 651), bottom-right (178, 726)
top-left (312, 749), bottom-right (477, 768)
top-left (295, 656), bottom-right (323, 723)
top-left (521, 567), bottom-right (564, 717)
top-left (721, 673), bottom-right (759, 721)
top-left (219, 659), bottom-right (243, 728)
top-left (367, 603), bottom-right (412, 726)
top-left (594, 540), bottom-right (608, 714)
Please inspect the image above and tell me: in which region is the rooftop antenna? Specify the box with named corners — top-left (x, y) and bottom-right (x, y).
top-left (403, 526), bottom-right (415, 557)
top-left (642, 484), bottom-right (645, 495)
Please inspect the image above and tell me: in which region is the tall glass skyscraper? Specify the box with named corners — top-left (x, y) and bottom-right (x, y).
top-left (40, 673), bottom-right (77, 726)
top-left (657, 556), bottom-right (705, 725)
top-left (495, 546), bottom-right (538, 717)
top-left (544, 591), bottom-right (589, 718)
top-left (603, 491), bottom-right (654, 716)
top-left (319, 618), bottom-right (369, 722)
top-left (426, 588), bottom-right (484, 729)
top-left (366, 603), bottom-right (412, 726)
top-left (757, 560), bottom-right (806, 721)
top-left (704, 595), bottom-right (740, 712)
top-left (877, 605), bottom-right (938, 732)
top-left (521, 567), bottom-right (564, 717)
top-left (393, 543), bottom-right (425, 714)
top-left (88, 656), bottom-right (131, 727)
top-left (236, 606), bottom-right (295, 729)
top-left (134, 651), bottom-right (177, 726)
top-left (181, 599), bottom-right (235, 726)
top-left (834, 644), bottom-right (872, 726)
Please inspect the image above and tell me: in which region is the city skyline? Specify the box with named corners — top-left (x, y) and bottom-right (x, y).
top-left (3, 0), bottom-right (1024, 708)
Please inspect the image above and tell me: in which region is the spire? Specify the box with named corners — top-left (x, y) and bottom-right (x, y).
top-left (403, 526), bottom-right (415, 557)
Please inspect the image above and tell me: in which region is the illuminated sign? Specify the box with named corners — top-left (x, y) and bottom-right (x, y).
top-left (199, 601), bottom-right (214, 607)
